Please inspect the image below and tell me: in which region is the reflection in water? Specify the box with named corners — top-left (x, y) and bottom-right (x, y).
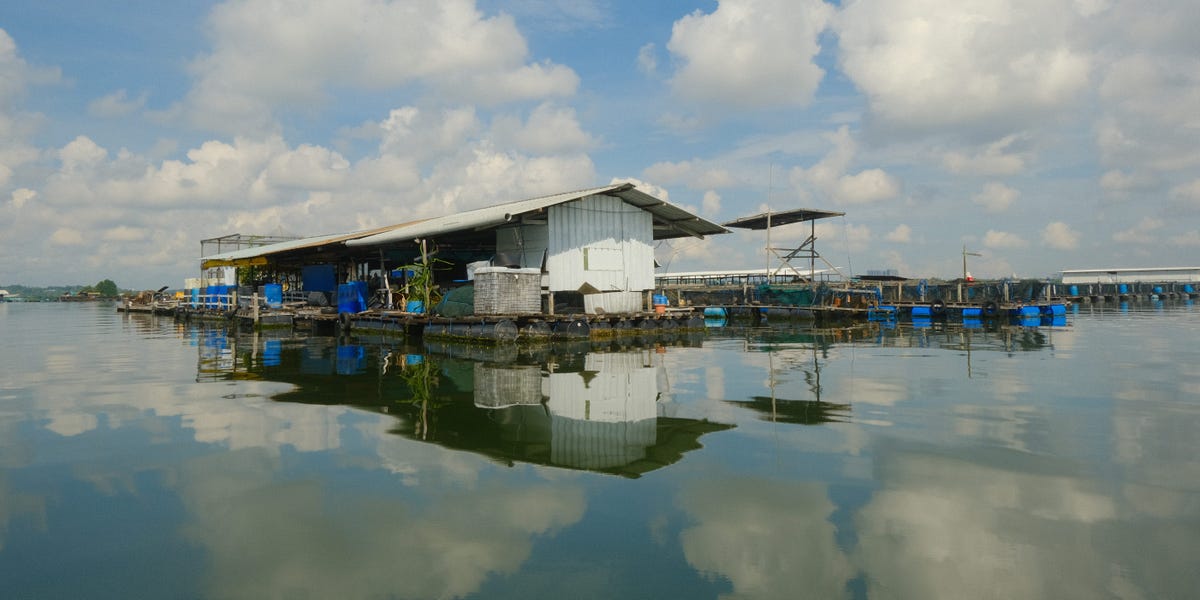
top-left (176, 447), bottom-right (586, 600)
top-left (730, 332), bottom-right (853, 424)
top-left (205, 332), bottom-right (734, 478)
top-left (678, 477), bottom-right (854, 600)
top-left (853, 438), bottom-right (1199, 600)
top-left (5, 302), bottom-right (1199, 599)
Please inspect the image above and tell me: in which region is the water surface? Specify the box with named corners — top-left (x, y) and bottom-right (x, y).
top-left (1, 301), bottom-right (1198, 599)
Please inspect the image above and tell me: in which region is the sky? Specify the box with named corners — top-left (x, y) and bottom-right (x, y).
top-left (1, 0), bottom-right (1198, 289)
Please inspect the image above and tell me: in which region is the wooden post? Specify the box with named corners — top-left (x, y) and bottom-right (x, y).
top-left (252, 293), bottom-right (260, 325)
top-left (419, 238), bottom-right (430, 310)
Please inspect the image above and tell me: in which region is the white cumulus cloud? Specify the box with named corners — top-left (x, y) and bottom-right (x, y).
top-left (1169, 179), bottom-right (1200, 208)
top-left (886, 224), bottom-right (912, 243)
top-left (1113, 217), bottom-right (1164, 244)
top-left (88, 89), bottom-right (147, 118)
top-left (943, 135), bottom-right (1028, 175)
top-left (1041, 221), bottom-right (1080, 250)
top-left (790, 126), bottom-right (901, 205)
top-left (49, 227), bottom-right (85, 246)
top-left (667, 0), bottom-right (833, 108)
top-left (983, 229), bottom-right (1028, 249)
top-left (836, 0), bottom-right (1092, 135)
top-left (973, 182), bottom-right (1019, 214)
top-left (701, 190), bottom-right (721, 216)
top-left (173, 0), bottom-right (578, 134)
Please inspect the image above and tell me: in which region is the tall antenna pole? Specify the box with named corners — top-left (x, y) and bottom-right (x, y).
top-left (765, 164), bottom-right (773, 281)
top-left (962, 244), bottom-right (981, 280)
top-left (961, 244), bottom-right (982, 302)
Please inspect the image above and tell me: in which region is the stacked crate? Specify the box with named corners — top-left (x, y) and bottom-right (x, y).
top-left (474, 267), bottom-right (541, 314)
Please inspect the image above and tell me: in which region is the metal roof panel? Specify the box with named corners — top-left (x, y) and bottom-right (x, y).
top-left (722, 208), bottom-right (845, 230)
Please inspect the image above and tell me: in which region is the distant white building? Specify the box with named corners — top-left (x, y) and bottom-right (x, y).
top-left (1061, 267), bottom-right (1200, 284)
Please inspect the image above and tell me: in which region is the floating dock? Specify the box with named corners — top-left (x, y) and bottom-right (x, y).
top-left (173, 303), bottom-right (706, 342)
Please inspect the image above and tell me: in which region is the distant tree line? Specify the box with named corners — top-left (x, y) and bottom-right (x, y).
top-left (2, 279), bottom-right (124, 301)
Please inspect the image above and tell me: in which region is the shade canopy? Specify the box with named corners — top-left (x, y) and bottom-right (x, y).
top-left (722, 208), bottom-right (844, 230)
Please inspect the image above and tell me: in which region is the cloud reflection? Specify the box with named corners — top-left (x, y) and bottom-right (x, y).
top-left (176, 448), bottom-right (586, 599)
top-left (677, 477), bottom-right (853, 599)
top-left (853, 439), bottom-right (1199, 599)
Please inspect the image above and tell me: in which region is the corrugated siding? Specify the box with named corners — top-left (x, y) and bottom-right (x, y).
top-left (584, 291), bottom-right (642, 314)
top-left (546, 195), bottom-right (654, 293)
top-left (1061, 268), bottom-right (1200, 284)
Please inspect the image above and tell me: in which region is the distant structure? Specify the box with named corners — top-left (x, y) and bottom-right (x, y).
top-left (721, 207), bottom-right (846, 281)
top-left (1061, 267), bottom-right (1200, 284)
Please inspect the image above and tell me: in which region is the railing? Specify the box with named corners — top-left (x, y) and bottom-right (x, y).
top-left (182, 293), bottom-right (237, 309)
top-left (183, 290), bottom-right (325, 310)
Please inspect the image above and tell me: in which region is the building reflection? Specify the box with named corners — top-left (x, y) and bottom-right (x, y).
top-left (193, 330), bottom-right (732, 478)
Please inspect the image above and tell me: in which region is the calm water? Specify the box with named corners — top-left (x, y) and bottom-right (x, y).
top-left (1, 301), bottom-right (1198, 599)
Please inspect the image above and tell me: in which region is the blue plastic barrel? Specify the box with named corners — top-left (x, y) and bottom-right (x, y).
top-left (264, 284), bottom-right (283, 308)
top-left (352, 282), bottom-right (367, 310)
top-left (1153, 286), bottom-right (1163, 294)
top-left (1119, 283), bottom-right (1129, 294)
top-left (1049, 304), bottom-right (1066, 315)
top-left (703, 306), bottom-right (727, 318)
top-left (1018, 306), bottom-right (1040, 317)
top-left (191, 288), bottom-right (199, 307)
top-left (652, 293), bottom-right (668, 306)
top-left (1185, 284), bottom-right (1194, 293)
top-left (1069, 285), bottom-right (1078, 296)
top-left (406, 300), bottom-right (424, 314)
top-left (337, 282), bottom-right (367, 313)
top-left (911, 306), bottom-right (932, 317)
top-left (962, 307), bottom-right (982, 318)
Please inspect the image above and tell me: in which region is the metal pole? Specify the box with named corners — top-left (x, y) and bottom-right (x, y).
top-left (765, 209), bottom-right (772, 279)
top-left (810, 218), bottom-right (816, 283)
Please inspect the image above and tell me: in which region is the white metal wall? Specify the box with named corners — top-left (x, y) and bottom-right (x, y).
top-left (583, 291), bottom-right (642, 313)
top-left (545, 195), bottom-right (654, 294)
top-left (1062, 268), bottom-right (1200, 284)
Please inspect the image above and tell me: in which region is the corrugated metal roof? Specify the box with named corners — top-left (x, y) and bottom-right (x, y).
top-left (723, 208), bottom-right (845, 230)
top-left (346, 183), bottom-right (726, 247)
top-left (199, 220), bottom-right (427, 265)
top-left (1061, 267), bottom-right (1200, 274)
top-left (199, 184), bottom-right (726, 266)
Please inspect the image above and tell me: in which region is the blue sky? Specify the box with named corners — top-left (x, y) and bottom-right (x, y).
top-left (2, 0), bottom-right (1198, 289)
